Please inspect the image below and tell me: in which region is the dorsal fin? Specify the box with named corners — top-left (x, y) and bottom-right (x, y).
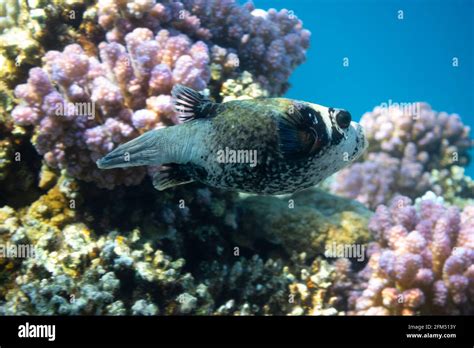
top-left (172, 84), bottom-right (219, 122)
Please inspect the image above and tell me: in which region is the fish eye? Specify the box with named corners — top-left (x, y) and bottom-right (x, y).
top-left (336, 110), bottom-right (351, 129)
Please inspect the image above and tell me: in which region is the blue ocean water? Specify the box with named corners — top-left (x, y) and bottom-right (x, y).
top-left (254, 0), bottom-right (474, 177)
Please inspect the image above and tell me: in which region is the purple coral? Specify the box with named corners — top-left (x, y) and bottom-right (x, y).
top-left (12, 0), bottom-right (310, 189)
top-left (12, 28), bottom-right (210, 189)
top-left (331, 103), bottom-right (473, 209)
top-left (97, 0), bottom-right (310, 95)
top-left (331, 152), bottom-right (431, 209)
top-left (349, 196), bottom-right (474, 315)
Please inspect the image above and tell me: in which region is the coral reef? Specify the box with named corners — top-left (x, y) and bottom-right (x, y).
top-left (285, 256), bottom-right (356, 316)
top-left (12, 34), bottom-right (209, 188)
top-left (3, 0), bottom-right (473, 320)
top-left (331, 103), bottom-right (473, 209)
top-left (348, 195), bottom-right (474, 315)
top-left (95, 0), bottom-right (310, 95)
top-left (428, 166), bottom-right (474, 208)
top-left (0, 0), bottom-right (96, 87)
top-left (12, 0), bottom-right (310, 189)
top-left (0, 176), bottom-right (377, 315)
top-left (219, 70), bottom-right (269, 102)
top-left (0, 220), bottom-right (214, 315)
top-left (237, 188), bottom-right (372, 258)
top-left (0, 174), bottom-right (225, 315)
top-left (0, 195), bottom-right (228, 314)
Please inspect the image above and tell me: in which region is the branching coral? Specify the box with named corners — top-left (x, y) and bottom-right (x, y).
top-left (331, 103), bottom-right (473, 209)
top-left (428, 166), bottom-right (474, 208)
top-left (0, 0), bottom-right (96, 87)
top-left (200, 255), bottom-right (293, 315)
top-left (349, 195), bottom-right (474, 315)
top-left (96, 0), bottom-right (310, 95)
top-left (286, 256), bottom-right (355, 316)
top-left (11, 0), bottom-right (310, 189)
top-left (12, 28), bottom-right (210, 188)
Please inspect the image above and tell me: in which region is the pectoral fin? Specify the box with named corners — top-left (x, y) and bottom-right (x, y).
top-left (152, 164), bottom-right (194, 191)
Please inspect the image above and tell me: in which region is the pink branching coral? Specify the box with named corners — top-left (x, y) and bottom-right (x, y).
top-left (12, 28), bottom-right (209, 188)
top-left (97, 0), bottom-right (310, 95)
top-left (331, 103), bottom-right (473, 209)
top-left (12, 0), bottom-right (310, 189)
top-left (349, 196), bottom-right (474, 315)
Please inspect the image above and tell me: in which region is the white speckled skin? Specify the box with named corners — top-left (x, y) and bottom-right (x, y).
top-left (165, 99), bottom-right (367, 194)
top-left (97, 98), bottom-right (368, 194)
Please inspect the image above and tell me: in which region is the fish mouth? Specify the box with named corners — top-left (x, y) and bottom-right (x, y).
top-left (96, 148), bottom-right (130, 169)
top-left (352, 121), bottom-right (368, 151)
top-left (96, 152), bottom-right (123, 169)
top-left (357, 125), bottom-right (369, 152)
top-left (359, 125), bottom-right (369, 151)
top-left (348, 121), bottom-right (368, 161)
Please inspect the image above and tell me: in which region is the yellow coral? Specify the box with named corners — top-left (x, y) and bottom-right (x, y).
top-left (27, 184), bottom-right (76, 229)
top-left (220, 71), bottom-right (269, 102)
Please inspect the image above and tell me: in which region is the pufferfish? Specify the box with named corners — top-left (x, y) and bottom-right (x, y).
top-left (97, 85), bottom-right (367, 194)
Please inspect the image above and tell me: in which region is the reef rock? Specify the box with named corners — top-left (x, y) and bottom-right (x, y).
top-left (237, 188), bottom-right (373, 258)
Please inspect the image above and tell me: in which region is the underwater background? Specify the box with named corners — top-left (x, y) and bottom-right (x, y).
top-left (269, 0), bottom-right (474, 176)
top-left (0, 0), bottom-right (473, 316)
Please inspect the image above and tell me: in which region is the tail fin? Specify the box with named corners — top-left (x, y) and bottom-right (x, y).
top-left (96, 129), bottom-right (162, 169)
top-left (97, 122), bottom-right (207, 170)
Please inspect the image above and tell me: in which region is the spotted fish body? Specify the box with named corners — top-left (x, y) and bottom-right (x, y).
top-left (97, 85), bottom-right (368, 194)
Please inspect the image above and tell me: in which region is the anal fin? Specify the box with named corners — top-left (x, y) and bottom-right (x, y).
top-left (152, 164), bottom-right (194, 191)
